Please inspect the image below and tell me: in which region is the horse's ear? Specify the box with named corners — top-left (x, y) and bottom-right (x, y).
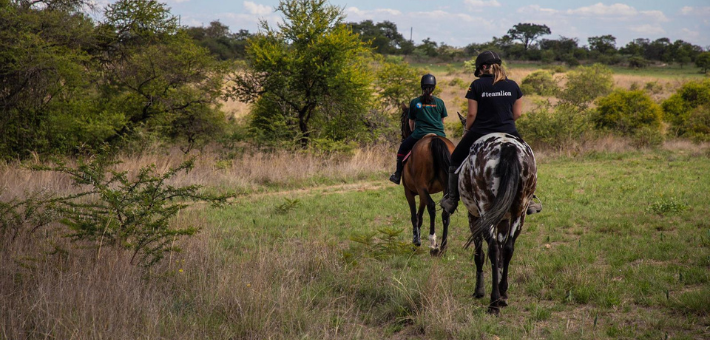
top-left (401, 102), bottom-right (408, 112)
top-left (457, 111), bottom-right (466, 126)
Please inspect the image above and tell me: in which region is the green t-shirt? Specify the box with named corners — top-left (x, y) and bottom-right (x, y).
top-left (408, 96), bottom-right (448, 139)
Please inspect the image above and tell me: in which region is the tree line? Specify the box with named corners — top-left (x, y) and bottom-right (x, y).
top-left (190, 19), bottom-right (709, 69)
top-left (2, 0), bottom-right (709, 162)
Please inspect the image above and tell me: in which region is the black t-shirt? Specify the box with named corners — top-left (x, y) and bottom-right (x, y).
top-left (464, 74), bottom-right (522, 135)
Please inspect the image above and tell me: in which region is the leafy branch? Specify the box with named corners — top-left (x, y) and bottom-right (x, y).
top-left (31, 155), bottom-right (233, 266)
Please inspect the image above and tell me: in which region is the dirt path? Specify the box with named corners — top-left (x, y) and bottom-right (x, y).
top-left (241, 180), bottom-right (390, 200)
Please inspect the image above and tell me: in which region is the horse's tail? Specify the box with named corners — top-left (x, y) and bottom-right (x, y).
top-left (429, 137), bottom-right (452, 187)
top-left (466, 143), bottom-right (521, 247)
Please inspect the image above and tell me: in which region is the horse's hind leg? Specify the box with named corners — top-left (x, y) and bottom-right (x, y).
top-left (419, 190), bottom-right (439, 255)
top-left (487, 239), bottom-right (503, 315)
top-left (499, 215), bottom-right (524, 305)
top-left (421, 190), bottom-right (440, 254)
top-left (405, 190), bottom-right (420, 246)
top-left (468, 213), bottom-right (485, 298)
top-left (440, 210), bottom-right (450, 253)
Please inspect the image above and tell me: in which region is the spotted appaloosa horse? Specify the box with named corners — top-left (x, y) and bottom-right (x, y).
top-left (400, 105), bottom-right (456, 255)
top-left (458, 132), bottom-right (538, 315)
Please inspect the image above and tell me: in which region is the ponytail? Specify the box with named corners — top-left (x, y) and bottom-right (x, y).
top-left (421, 86), bottom-right (434, 104)
top-left (490, 64), bottom-right (507, 84)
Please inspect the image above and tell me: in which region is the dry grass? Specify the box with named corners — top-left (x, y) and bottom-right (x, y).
top-left (0, 211), bottom-right (381, 339)
top-left (0, 144), bottom-right (393, 202)
top-left (3, 139), bottom-right (709, 338)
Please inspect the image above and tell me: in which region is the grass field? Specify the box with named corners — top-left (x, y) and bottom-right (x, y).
top-left (3, 145), bottom-right (709, 339)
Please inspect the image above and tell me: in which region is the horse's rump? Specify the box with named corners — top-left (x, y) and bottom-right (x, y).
top-left (403, 135), bottom-right (453, 193)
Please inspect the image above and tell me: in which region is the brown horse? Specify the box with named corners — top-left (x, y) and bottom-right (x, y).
top-left (400, 105), bottom-right (456, 255)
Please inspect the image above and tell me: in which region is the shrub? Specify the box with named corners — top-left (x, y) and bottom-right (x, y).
top-left (448, 77), bottom-right (468, 89)
top-left (33, 155), bottom-right (232, 267)
top-left (594, 89), bottom-right (664, 137)
top-left (644, 81), bottom-right (663, 95)
top-left (661, 79), bottom-right (710, 139)
top-left (564, 55), bottom-right (580, 67)
top-left (684, 105), bottom-right (710, 141)
top-left (628, 56), bottom-right (648, 69)
top-left (0, 192), bottom-right (57, 246)
top-left (695, 52), bottom-right (710, 73)
top-left (516, 100), bottom-right (593, 149)
top-left (558, 64), bottom-right (614, 109)
top-left (520, 70), bottom-right (559, 96)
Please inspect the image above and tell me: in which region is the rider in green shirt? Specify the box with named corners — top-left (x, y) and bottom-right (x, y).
top-left (389, 74), bottom-right (448, 184)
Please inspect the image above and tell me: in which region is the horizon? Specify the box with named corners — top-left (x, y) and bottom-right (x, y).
top-left (107, 0), bottom-right (710, 49)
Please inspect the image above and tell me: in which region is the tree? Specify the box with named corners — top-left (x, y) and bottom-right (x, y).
top-left (620, 38), bottom-right (648, 56)
top-left (588, 35), bottom-right (617, 55)
top-left (558, 64), bottom-right (614, 109)
top-left (0, 0), bottom-right (101, 158)
top-left (416, 37), bottom-right (439, 57)
top-left (697, 52), bottom-right (710, 73)
top-left (229, 0), bottom-right (373, 147)
top-left (99, 0), bottom-right (227, 149)
top-left (506, 23), bottom-right (551, 51)
top-left (186, 22), bottom-right (252, 60)
top-left (347, 20), bottom-right (408, 55)
top-left (375, 58), bottom-right (420, 111)
top-left (646, 38), bottom-right (673, 62)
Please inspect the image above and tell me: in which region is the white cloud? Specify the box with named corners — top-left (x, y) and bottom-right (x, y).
top-left (345, 7), bottom-right (402, 17)
top-left (681, 28), bottom-right (700, 40)
top-left (244, 1), bottom-right (272, 16)
top-left (566, 3), bottom-right (637, 17)
top-left (464, 0), bottom-right (501, 11)
top-left (517, 5), bottom-right (559, 15)
top-left (629, 24), bottom-right (665, 35)
top-left (640, 10), bottom-right (668, 22)
top-left (679, 6), bottom-right (710, 16)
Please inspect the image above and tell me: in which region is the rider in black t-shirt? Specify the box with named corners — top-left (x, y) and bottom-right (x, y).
top-left (440, 51), bottom-right (541, 214)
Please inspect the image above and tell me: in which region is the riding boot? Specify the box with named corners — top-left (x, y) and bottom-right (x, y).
top-left (389, 158), bottom-right (404, 184)
top-left (440, 166), bottom-right (459, 214)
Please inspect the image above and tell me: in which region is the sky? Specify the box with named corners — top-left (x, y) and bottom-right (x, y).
top-left (98, 0), bottom-right (710, 48)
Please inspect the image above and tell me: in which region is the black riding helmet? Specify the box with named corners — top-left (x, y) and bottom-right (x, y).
top-left (421, 73), bottom-right (436, 89)
top-left (474, 50), bottom-right (502, 77)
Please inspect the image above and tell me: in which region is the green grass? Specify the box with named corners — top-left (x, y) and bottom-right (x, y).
top-left (606, 64), bottom-right (707, 78)
top-left (185, 149), bottom-right (710, 339)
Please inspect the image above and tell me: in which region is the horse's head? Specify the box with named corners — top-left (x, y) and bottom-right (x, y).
top-left (457, 111), bottom-right (467, 135)
top-left (401, 103), bottom-right (412, 141)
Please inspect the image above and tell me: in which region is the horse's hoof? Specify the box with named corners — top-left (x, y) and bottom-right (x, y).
top-left (413, 241), bottom-right (421, 247)
top-left (429, 248), bottom-right (441, 256)
top-left (473, 291), bottom-right (485, 299)
top-left (498, 298), bottom-right (508, 307)
top-left (487, 306), bottom-right (500, 315)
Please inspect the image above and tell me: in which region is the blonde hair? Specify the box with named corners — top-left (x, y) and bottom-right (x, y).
top-left (489, 64), bottom-right (507, 84)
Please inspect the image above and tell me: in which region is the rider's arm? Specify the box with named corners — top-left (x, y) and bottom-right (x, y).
top-left (512, 99), bottom-right (522, 121)
top-left (466, 99), bottom-right (478, 131)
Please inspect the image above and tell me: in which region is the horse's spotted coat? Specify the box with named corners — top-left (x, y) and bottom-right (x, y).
top-left (456, 132), bottom-right (538, 314)
top-left (458, 133), bottom-right (537, 242)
